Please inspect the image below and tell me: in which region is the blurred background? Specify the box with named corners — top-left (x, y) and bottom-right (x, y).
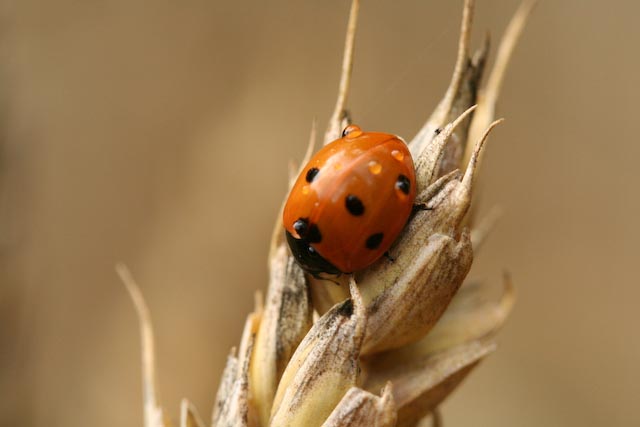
top-left (1, 0), bottom-right (638, 426)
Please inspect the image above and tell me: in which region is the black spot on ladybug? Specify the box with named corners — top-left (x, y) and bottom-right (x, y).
top-left (293, 218), bottom-right (309, 237)
top-left (345, 195), bottom-right (365, 216)
top-left (396, 174), bottom-right (411, 195)
top-left (365, 233), bottom-right (384, 250)
top-left (307, 224), bottom-right (322, 243)
top-left (305, 167), bottom-right (320, 183)
top-left (341, 127), bottom-right (350, 137)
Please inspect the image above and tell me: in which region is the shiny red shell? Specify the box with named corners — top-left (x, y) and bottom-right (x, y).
top-left (283, 125), bottom-right (416, 274)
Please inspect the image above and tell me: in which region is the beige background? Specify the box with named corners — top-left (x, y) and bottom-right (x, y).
top-left (1, 0), bottom-right (638, 426)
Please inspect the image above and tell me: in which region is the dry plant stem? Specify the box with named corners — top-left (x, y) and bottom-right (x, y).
top-left (465, 0), bottom-right (538, 168)
top-left (116, 263), bottom-right (168, 427)
top-left (433, 39), bottom-right (488, 179)
top-left (426, 0), bottom-right (490, 180)
top-left (410, 0), bottom-right (479, 158)
top-left (324, 0), bottom-right (359, 145)
top-left (122, 1), bottom-right (536, 426)
top-left (305, 10), bottom-right (359, 304)
top-left (430, 0), bottom-right (474, 125)
top-left (290, 119), bottom-right (318, 186)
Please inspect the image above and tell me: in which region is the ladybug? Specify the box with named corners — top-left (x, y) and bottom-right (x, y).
top-left (283, 124), bottom-right (417, 276)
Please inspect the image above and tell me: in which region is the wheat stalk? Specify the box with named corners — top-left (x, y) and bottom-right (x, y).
top-left (118, 1), bottom-right (536, 426)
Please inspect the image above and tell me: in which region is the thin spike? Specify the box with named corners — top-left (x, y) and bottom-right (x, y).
top-left (452, 119), bottom-right (503, 230)
top-left (485, 0), bottom-right (538, 107)
top-left (432, 408), bottom-right (443, 427)
top-left (429, 0), bottom-right (476, 126)
top-left (461, 119), bottom-right (504, 190)
top-left (180, 399), bottom-right (205, 427)
top-left (116, 263), bottom-right (167, 427)
top-left (324, 0), bottom-right (360, 145)
top-left (413, 104), bottom-right (477, 188)
top-left (464, 0), bottom-right (537, 166)
top-left (302, 118), bottom-right (318, 168)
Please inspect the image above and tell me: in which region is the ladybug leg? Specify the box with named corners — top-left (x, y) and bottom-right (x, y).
top-left (384, 251), bottom-right (395, 263)
top-left (323, 276), bottom-right (343, 286)
top-left (310, 271), bottom-right (342, 286)
top-left (412, 203), bottom-right (433, 214)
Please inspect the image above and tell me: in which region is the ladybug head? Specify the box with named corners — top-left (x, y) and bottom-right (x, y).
top-left (285, 230), bottom-right (342, 277)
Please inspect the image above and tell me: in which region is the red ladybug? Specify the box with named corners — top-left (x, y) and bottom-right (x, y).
top-left (283, 124), bottom-right (417, 276)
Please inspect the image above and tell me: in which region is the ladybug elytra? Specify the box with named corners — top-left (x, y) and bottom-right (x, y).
top-left (283, 125), bottom-right (417, 276)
